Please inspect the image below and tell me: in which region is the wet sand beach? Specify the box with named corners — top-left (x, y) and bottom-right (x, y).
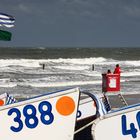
top-left (109, 93), bottom-right (140, 108)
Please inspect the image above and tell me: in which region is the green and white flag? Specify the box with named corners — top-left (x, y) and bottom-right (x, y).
top-left (0, 29), bottom-right (12, 41)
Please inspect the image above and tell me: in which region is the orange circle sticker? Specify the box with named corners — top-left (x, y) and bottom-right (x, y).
top-left (0, 99), bottom-right (4, 106)
top-left (56, 96), bottom-right (75, 116)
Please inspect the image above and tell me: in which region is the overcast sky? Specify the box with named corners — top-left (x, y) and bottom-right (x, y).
top-left (0, 0), bottom-right (140, 47)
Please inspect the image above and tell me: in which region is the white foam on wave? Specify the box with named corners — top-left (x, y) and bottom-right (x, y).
top-left (47, 57), bottom-right (107, 64)
top-left (20, 81), bottom-right (101, 87)
top-left (0, 83), bottom-right (17, 87)
top-left (0, 78), bottom-right (17, 87)
top-left (18, 79), bottom-right (126, 88)
top-left (80, 71), bottom-right (102, 77)
top-left (0, 58), bottom-right (140, 85)
top-left (0, 58), bottom-right (139, 68)
top-left (0, 57), bottom-right (106, 67)
top-left (0, 59), bottom-right (42, 68)
top-left (124, 61), bottom-right (140, 66)
top-left (122, 71), bottom-right (140, 77)
top-left (54, 65), bottom-right (89, 71)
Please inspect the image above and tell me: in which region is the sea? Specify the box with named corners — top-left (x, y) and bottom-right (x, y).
top-left (0, 47), bottom-right (139, 99)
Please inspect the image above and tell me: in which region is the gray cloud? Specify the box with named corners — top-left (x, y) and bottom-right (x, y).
top-left (1, 0), bottom-right (140, 20)
top-left (124, 6), bottom-right (140, 18)
top-left (1, 0), bottom-right (140, 47)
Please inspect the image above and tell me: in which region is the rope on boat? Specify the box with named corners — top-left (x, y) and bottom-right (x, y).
top-left (74, 119), bottom-right (96, 135)
top-left (118, 94), bottom-right (128, 106)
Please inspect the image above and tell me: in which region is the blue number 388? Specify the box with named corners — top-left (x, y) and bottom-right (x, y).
top-left (8, 101), bottom-right (54, 132)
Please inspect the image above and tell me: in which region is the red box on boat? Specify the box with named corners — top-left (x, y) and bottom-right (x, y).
top-left (102, 73), bottom-right (120, 92)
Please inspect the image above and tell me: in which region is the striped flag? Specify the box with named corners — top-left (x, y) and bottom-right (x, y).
top-left (0, 93), bottom-right (16, 106)
top-left (0, 13), bottom-right (15, 28)
top-left (6, 93), bottom-right (17, 105)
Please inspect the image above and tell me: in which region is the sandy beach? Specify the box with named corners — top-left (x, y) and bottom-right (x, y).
top-left (109, 93), bottom-right (140, 108)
